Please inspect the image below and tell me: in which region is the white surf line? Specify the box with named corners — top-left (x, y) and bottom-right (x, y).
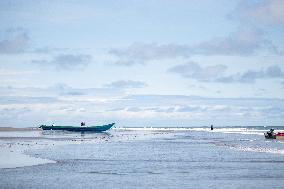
top-left (231, 146), bottom-right (284, 155)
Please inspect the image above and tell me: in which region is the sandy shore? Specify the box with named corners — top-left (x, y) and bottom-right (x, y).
top-left (0, 147), bottom-right (55, 169)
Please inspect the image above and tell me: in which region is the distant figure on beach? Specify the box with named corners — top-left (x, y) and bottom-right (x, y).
top-left (81, 122), bottom-right (85, 126)
top-left (210, 125), bottom-right (213, 130)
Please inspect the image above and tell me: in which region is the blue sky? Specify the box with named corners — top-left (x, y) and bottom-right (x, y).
top-left (0, 0), bottom-right (284, 127)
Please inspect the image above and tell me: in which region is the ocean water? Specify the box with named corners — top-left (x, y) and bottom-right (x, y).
top-left (1, 126), bottom-right (284, 189)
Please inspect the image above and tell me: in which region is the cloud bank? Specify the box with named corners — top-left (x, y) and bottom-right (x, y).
top-left (1, 87), bottom-right (283, 127)
top-left (108, 28), bottom-right (278, 66)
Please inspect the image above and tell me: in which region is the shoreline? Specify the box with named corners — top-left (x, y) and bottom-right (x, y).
top-left (0, 147), bottom-right (56, 169)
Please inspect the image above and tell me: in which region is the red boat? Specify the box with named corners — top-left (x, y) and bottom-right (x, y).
top-left (276, 132), bottom-right (284, 139)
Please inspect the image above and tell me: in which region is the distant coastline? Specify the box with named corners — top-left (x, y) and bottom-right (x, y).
top-left (0, 127), bottom-right (39, 131)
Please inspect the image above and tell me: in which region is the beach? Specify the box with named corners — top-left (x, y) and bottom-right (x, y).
top-left (0, 126), bottom-right (284, 189)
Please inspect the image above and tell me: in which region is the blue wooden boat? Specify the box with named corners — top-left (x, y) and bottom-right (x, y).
top-left (39, 123), bottom-right (115, 132)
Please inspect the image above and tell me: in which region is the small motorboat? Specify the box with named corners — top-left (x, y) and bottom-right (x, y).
top-left (264, 129), bottom-right (284, 139)
top-left (39, 123), bottom-right (115, 132)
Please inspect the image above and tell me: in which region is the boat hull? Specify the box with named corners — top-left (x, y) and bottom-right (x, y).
top-left (39, 123), bottom-right (115, 132)
top-left (276, 132), bottom-right (284, 140)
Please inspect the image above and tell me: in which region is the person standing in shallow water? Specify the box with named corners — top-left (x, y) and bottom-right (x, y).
top-left (210, 125), bottom-right (213, 130)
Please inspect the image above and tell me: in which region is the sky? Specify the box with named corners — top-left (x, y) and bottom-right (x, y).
top-left (0, 0), bottom-right (284, 127)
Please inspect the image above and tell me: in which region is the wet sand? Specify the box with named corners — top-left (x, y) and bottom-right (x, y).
top-left (0, 128), bottom-right (56, 168)
top-left (0, 148), bottom-right (55, 169)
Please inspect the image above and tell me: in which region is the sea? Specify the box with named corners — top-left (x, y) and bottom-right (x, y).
top-left (0, 126), bottom-right (284, 189)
